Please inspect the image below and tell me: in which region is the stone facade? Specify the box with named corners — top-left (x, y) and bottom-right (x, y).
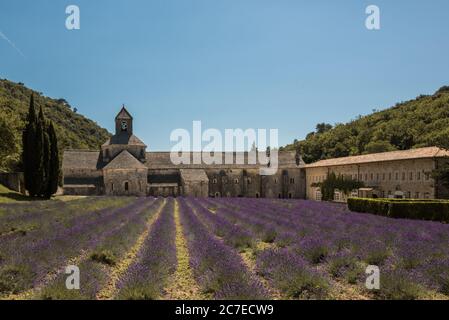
top-left (0, 172), bottom-right (25, 194)
top-left (62, 107), bottom-right (449, 200)
top-left (305, 148), bottom-right (449, 201)
top-left (62, 107), bottom-right (305, 198)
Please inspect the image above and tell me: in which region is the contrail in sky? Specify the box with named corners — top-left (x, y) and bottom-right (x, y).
top-left (0, 29), bottom-right (26, 58)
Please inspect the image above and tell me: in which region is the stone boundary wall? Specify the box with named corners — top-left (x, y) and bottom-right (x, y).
top-left (0, 172), bottom-right (25, 194)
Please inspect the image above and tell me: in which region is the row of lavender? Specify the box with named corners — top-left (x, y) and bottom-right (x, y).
top-left (0, 197), bottom-right (158, 298)
top-left (38, 198), bottom-right (167, 299)
top-left (116, 198), bottom-right (177, 299)
top-left (198, 197), bottom-right (449, 299)
top-left (178, 198), bottom-right (267, 299)
top-left (0, 197), bottom-right (133, 240)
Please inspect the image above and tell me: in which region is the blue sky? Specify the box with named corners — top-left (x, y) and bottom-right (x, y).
top-left (1, 0), bottom-right (449, 150)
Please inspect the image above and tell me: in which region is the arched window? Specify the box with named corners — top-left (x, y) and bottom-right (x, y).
top-left (255, 192), bottom-right (260, 198)
top-left (124, 182), bottom-right (129, 191)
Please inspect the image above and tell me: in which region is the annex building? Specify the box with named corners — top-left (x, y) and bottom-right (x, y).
top-left (62, 107), bottom-right (449, 200)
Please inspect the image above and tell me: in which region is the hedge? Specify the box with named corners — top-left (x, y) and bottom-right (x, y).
top-left (347, 198), bottom-right (449, 223)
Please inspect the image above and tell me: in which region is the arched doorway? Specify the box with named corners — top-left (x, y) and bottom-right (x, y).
top-left (124, 181), bottom-right (129, 195)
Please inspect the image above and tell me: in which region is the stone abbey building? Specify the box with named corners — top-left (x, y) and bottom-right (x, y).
top-left (62, 107), bottom-right (449, 200)
top-left (63, 107), bottom-right (305, 198)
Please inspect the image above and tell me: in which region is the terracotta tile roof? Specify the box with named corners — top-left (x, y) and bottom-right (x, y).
top-left (103, 150), bottom-right (147, 170)
top-left (304, 146), bottom-right (449, 168)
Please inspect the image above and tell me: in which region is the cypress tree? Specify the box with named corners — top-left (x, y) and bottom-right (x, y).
top-left (41, 121), bottom-right (51, 197)
top-left (23, 97), bottom-right (59, 199)
top-left (22, 94), bottom-right (40, 196)
top-left (34, 106), bottom-right (46, 197)
top-left (46, 122), bottom-right (60, 198)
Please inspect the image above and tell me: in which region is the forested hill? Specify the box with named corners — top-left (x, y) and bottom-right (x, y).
top-left (282, 86), bottom-right (449, 164)
top-left (0, 79), bottom-right (111, 172)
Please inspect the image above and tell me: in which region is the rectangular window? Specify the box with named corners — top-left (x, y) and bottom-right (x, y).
top-left (389, 173), bottom-right (392, 180)
top-left (402, 172), bottom-right (406, 181)
top-left (382, 173), bottom-right (386, 181)
top-left (395, 172), bottom-right (399, 181)
top-left (409, 172), bottom-right (413, 181)
top-left (334, 192), bottom-right (341, 201)
top-left (415, 192), bottom-right (420, 199)
top-left (417, 172), bottom-right (421, 180)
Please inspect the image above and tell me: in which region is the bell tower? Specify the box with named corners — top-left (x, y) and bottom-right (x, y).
top-left (115, 105), bottom-right (133, 135)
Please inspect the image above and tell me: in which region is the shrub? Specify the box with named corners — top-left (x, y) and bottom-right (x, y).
top-left (426, 258), bottom-right (449, 295)
top-left (261, 229), bottom-right (277, 243)
top-left (328, 253), bottom-right (363, 284)
top-left (372, 271), bottom-right (423, 300)
top-left (90, 250), bottom-right (117, 266)
top-left (298, 238), bottom-right (330, 264)
top-left (364, 245), bottom-right (390, 266)
top-left (257, 249), bottom-right (329, 299)
top-left (117, 284), bottom-right (159, 300)
top-left (0, 265), bottom-right (34, 295)
top-left (347, 198), bottom-right (449, 222)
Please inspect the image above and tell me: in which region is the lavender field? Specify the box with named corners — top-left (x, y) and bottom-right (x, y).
top-left (0, 196), bottom-right (448, 300)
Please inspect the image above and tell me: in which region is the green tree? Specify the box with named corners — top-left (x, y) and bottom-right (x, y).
top-left (34, 106), bottom-right (46, 197)
top-left (315, 123), bottom-right (333, 134)
top-left (0, 113), bottom-right (18, 172)
top-left (432, 163), bottom-right (449, 190)
top-left (364, 140), bottom-right (396, 154)
top-left (45, 122), bottom-right (60, 198)
top-left (312, 172), bottom-right (364, 201)
top-left (22, 95), bottom-right (60, 198)
top-left (22, 94), bottom-right (42, 196)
